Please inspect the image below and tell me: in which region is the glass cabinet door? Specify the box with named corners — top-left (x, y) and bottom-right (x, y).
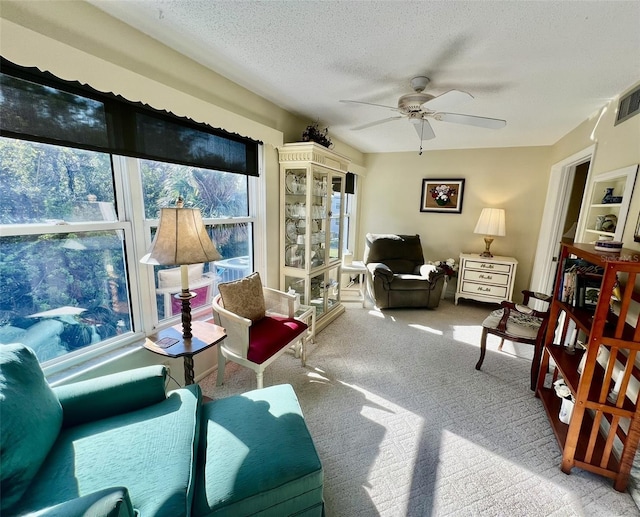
top-left (310, 271), bottom-right (325, 318)
top-left (327, 266), bottom-right (340, 311)
top-left (284, 167), bottom-right (307, 269)
top-left (310, 168), bottom-right (328, 269)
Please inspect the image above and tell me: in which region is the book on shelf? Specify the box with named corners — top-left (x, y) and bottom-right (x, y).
top-left (576, 273), bottom-right (603, 310)
top-left (558, 258), bottom-right (603, 306)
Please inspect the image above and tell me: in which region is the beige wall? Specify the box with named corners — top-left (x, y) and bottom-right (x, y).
top-left (358, 147), bottom-right (552, 296)
top-left (551, 80), bottom-right (640, 249)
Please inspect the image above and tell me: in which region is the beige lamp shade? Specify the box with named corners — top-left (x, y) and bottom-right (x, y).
top-left (474, 208), bottom-right (506, 237)
top-left (140, 207), bottom-right (221, 266)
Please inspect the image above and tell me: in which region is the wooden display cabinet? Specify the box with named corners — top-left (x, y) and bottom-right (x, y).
top-left (536, 242), bottom-right (640, 491)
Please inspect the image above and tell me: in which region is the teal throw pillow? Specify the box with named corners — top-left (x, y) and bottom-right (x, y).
top-left (0, 343), bottom-right (63, 511)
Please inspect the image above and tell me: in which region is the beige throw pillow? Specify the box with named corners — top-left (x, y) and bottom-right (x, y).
top-left (218, 272), bottom-right (266, 322)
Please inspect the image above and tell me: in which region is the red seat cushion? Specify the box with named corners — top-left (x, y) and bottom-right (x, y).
top-left (247, 316), bottom-right (308, 364)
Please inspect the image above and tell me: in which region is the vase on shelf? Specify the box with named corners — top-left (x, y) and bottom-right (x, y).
top-left (602, 187), bottom-right (614, 203)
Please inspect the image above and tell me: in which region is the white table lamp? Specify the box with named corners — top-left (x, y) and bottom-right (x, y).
top-left (140, 198), bottom-right (221, 338)
top-left (474, 208), bottom-right (506, 258)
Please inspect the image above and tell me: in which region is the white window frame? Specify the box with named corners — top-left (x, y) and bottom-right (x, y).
top-left (2, 144), bottom-right (266, 376)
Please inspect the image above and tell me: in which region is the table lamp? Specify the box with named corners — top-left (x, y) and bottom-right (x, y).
top-left (140, 198), bottom-right (221, 338)
top-left (474, 208), bottom-right (506, 258)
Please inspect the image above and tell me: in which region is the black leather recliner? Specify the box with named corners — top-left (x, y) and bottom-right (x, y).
top-left (363, 233), bottom-right (445, 309)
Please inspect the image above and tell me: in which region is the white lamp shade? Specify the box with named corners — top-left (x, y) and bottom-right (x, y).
top-left (140, 207), bottom-right (221, 265)
top-left (474, 208), bottom-right (506, 237)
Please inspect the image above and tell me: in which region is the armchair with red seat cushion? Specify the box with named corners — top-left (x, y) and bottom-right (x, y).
top-left (212, 272), bottom-right (308, 389)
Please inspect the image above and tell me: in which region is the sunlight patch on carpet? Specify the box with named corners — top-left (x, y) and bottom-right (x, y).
top-left (408, 323), bottom-right (443, 335)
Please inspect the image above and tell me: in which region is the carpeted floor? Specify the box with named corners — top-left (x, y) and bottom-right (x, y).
top-left (199, 296), bottom-right (640, 516)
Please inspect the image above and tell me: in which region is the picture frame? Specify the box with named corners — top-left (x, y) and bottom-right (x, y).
top-left (420, 178), bottom-right (465, 213)
top-left (635, 212), bottom-right (640, 242)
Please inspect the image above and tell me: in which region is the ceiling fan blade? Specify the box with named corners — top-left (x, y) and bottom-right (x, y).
top-left (410, 117), bottom-right (436, 141)
top-left (421, 89), bottom-right (473, 111)
top-left (340, 99), bottom-right (399, 111)
top-left (351, 116), bottom-right (403, 131)
top-left (434, 112), bottom-right (507, 129)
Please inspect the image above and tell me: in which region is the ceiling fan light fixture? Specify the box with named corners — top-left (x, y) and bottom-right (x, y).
top-left (410, 76), bottom-right (430, 92)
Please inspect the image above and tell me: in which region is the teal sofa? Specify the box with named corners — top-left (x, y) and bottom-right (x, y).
top-left (0, 344), bottom-right (324, 516)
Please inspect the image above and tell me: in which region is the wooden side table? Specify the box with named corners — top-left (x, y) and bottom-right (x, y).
top-left (144, 320), bottom-right (226, 385)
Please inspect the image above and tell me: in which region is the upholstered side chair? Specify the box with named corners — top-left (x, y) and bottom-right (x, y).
top-left (476, 290), bottom-right (553, 390)
top-left (212, 272), bottom-right (308, 389)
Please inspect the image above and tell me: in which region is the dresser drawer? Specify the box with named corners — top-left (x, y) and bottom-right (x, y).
top-left (465, 260), bottom-right (512, 274)
top-left (463, 269), bottom-right (509, 286)
top-left (460, 281), bottom-right (508, 299)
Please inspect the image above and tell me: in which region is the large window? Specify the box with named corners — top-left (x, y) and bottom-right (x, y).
top-left (0, 59), bottom-right (262, 368)
top-left (0, 61), bottom-right (262, 368)
top-left (0, 142), bottom-right (260, 366)
top-left (0, 138), bottom-right (132, 363)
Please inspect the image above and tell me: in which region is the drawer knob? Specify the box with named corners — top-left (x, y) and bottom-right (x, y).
top-left (480, 264), bottom-right (495, 269)
top-left (479, 274), bottom-right (492, 280)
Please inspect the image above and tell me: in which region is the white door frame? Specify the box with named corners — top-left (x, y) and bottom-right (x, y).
top-left (530, 145), bottom-right (596, 296)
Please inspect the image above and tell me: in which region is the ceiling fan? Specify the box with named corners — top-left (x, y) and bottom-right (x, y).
top-left (340, 76), bottom-right (506, 153)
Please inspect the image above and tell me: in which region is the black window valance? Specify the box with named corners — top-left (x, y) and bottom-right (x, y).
top-left (0, 58), bottom-right (260, 176)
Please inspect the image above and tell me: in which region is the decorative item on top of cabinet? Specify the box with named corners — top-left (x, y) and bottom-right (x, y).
top-left (278, 142), bottom-right (350, 332)
top-left (536, 242), bottom-right (640, 492)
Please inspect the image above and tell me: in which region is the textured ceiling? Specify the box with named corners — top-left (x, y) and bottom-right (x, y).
top-left (88, 0), bottom-right (640, 153)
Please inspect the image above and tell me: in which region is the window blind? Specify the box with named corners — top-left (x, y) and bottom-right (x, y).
top-left (0, 58), bottom-right (260, 176)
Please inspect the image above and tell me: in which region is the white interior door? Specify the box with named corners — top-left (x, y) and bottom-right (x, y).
top-left (530, 145), bottom-right (595, 297)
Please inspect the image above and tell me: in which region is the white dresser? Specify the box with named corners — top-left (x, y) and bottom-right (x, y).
top-left (455, 253), bottom-right (518, 305)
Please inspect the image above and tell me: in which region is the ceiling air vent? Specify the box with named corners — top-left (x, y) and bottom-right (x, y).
top-left (615, 85), bottom-right (640, 126)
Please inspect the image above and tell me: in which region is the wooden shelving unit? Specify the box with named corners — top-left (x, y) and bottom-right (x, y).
top-left (536, 242), bottom-right (640, 491)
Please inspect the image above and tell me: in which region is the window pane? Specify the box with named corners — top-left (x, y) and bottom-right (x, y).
top-left (0, 137), bottom-right (115, 224)
top-left (140, 160), bottom-right (248, 219)
top-left (212, 223), bottom-right (252, 286)
top-left (0, 231), bottom-right (132, 362)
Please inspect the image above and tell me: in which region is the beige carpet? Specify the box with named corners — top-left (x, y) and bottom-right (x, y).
top-left (199, 297), bottom-right (640, 516)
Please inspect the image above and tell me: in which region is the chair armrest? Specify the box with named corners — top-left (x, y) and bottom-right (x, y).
top-left (367, 262), bottom-right (394, 282)
top-left (263, 287), bottom-right (295, 317)
top-left (27, 487), bottom-right (135, 517)
top-left (522, 289), bottom-right (552, 303)
top-left (52, 365), bottom-right (168, 428)
top-left (419, 264), bottom-right (445, 281)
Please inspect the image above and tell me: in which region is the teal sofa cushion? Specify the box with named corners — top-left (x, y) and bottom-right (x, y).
top-left (193, 384), bottom-right (323, 517)
top-left (11, 383), bottom-right (202, 517)
top-left (0, 344), bottom-right (63, 512)
top-left (24, 487), bottom-right (135, 517)
top-left (53, 365), bottom-right (168, 427)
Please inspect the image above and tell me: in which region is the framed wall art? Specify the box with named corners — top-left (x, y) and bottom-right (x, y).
top-left (420, 178), bottom-right (465, 213)
top-left (635, 212), bottom-right (640, 242)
